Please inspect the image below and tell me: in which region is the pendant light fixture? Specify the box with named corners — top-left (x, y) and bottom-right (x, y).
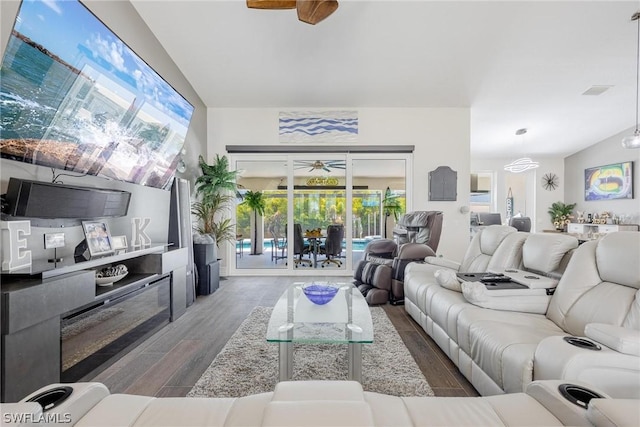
top-left (504, 128), bottom-right (539, 173)
top-left (622, 12), bottom-right (640, 149)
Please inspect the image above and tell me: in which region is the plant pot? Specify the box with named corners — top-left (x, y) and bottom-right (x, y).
top-left (194, 242), bottom-right (216, 264)
top-left (193, 243), bottom-right (219, 295)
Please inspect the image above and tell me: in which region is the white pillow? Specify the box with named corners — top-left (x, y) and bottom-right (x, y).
top-left (435, 269), bottom-right (462, 292)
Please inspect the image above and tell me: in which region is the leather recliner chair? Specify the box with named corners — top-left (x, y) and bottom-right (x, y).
top-left (354, 211), bottom-right (443, 305)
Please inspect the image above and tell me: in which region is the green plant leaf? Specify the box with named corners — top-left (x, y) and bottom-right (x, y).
top-left (242, 190), bottom-right (266, 216)
top-left (192, 154), bottom-right (240, 247)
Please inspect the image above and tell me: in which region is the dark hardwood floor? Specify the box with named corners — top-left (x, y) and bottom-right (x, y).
top-left (89, 276), bottom-right (478, 397)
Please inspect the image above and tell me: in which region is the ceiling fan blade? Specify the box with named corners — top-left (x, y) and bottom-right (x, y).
top-left (309, 167), bottom-right (314, 172)
top-left (247, 0), bottom-right (296, 9)
top-left (323, 167), bottom-right (330, 172)
top-left (297, 0), bottom-right (338, 25)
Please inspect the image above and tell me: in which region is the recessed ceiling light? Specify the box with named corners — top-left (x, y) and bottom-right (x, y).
top-left (582, 85), bottom-right (613, 96)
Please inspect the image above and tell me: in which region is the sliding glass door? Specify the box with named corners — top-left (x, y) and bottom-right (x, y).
top-left (351, 159), bottom-right (407, 267)
top-left (235, 159), bottom-right (287, 270)
top-left (229, 153), bottom-right (411, 275)
top-left (292, 158), bottom-right (346, 271)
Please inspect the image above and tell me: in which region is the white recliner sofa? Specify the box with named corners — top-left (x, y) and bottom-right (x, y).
top-left (404, 231), bottom-right (640, 399)
top-left (405, 225), bottom-right (527, 362)
top-left (3, 379), bottom-right (638, 427)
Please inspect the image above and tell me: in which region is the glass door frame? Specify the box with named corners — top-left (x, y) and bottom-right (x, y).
top-left (227, 152), bottom-right (413, 276)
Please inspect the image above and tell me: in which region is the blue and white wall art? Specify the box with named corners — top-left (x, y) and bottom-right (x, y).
top-left (279, 111), bottom-right (358, 143)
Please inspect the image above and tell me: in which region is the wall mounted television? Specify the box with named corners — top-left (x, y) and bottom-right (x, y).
top-left (0, 0), bottom-right (194, 190)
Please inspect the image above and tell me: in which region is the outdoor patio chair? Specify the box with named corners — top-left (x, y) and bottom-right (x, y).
top-left (269, 225), bottom-right (287, 263)
top-left (293, 224), bottom-right (312, 267)
top-left (319, 224), bottom-right (344, 267)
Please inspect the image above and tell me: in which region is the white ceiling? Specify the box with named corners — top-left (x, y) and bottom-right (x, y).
top-left (131, 0), bottom-right (640, 159)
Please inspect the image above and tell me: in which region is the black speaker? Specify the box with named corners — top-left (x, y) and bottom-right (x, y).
top-left (5, 178), bottom-right (130, 219)
top-left (168, 178), bottom-right (196, 306)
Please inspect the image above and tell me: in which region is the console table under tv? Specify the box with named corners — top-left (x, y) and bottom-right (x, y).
top-left (0, 244), bottom-right (188, 403)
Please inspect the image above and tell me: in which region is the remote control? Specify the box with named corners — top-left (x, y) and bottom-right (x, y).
top-left (481, 275), bottom-right (513, 283)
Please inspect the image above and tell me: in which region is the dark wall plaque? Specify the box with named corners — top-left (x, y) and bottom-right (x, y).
top-left (429, 166), bottom-right (457, 201)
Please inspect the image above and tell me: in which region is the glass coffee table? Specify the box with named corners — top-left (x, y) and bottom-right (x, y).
top-left (266, 282), bottom-right (373, 382)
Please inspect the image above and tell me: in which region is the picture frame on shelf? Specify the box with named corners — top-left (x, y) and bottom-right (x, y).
top-left (111, 235), bottom-right (128, 253)
top-left (82, 221), bottom-right (114, 258)
top-left (44, 232), bottom-right (65, 249)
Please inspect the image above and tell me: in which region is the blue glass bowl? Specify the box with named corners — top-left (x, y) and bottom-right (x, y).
top-left (302, 283), bottom-right (339, 305)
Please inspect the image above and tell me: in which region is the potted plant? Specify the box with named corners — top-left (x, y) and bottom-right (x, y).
top-left (192, 154), bottom-right (240, 247)
top-left (191, 154), bottom-right (239, 295)
top-left (242, 190), bottom-right (266, 255)
top-left (548, 201), bottom-right (576, 231)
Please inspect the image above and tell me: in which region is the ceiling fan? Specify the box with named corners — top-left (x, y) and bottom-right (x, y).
top-left (294, 160), bottom-right (346, 172)
top-left (246, 0), bottom-right (339, 25)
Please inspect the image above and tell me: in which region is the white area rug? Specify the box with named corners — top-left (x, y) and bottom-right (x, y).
top-left (188, 306), bottom-right (433, 397)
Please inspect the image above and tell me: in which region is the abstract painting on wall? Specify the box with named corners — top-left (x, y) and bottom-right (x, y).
top-left (279, 111), bottom-right (358, 143)
top-left (584, 161), bottom-right (634, 201)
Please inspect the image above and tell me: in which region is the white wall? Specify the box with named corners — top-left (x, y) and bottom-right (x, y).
top-left (209, 107), bottom-right (471, 272)
top-left (565, 127), bottom-right (640, 223)
top-left (0, 0), bottom-right (207, 261)
top-left (471, 157), bottom-right (565, 231)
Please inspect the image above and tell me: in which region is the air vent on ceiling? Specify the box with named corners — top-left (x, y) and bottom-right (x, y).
top-left (582, 85), bottom-right (613, 96)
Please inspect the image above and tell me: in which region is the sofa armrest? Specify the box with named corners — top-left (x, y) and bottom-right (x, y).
top-left (397, 243), bottom-right (436, 260)
top-left (525, 380), bottom-right (610, 427)
top-left (533, 336), bottom-right (640, 398)
top-left (20, 382), bottom-right (110, 425)
top-left (1, 402), bottom-right (42, 427)
top-left (424, 257), bottom-right (460, 271)
top-left (585, 323), bottom-right (640, 357)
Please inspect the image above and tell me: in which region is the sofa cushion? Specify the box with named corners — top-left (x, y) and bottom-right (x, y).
top-left (401, 393), bottom-right (563, 426)
top-left (457, 308), bottom-right (555, 352)
top-left (134, 398), bottom-right (238, 427)
top-left (587, 398), bottom-right (640, 427)
top-left (521, 233), bottom-right (578, 274)
top-left (595, 232), bottom-right (640, 290)
top-left (428, 285), bottom-right (471, 342)
top-left (464, 319), bottom-right (565, 392)
top-left (435, 268), bottom-right (461, 292)
top-left (460, 226), bottom-right (517, 272)
top-left (263, 401), bottom-right (374, 427)
top-left (624, 289), bottom-right (640, 329)
top-left (546, 235), bottom-right (639, 336)
top-left (485, 232), bottom-right (528, 272)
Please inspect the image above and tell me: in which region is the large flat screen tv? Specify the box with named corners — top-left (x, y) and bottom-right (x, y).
top-left (0, 0), bottom-right (194, 190)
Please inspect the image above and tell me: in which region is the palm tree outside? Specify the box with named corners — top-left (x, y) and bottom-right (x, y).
top-left (242, 190), bottom-right (266, 255)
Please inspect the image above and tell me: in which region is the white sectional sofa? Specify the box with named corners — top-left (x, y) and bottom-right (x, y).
top-left (404, 229), bottom-right (640, 399)
top-left (2, 380), bottom-right (638, 427)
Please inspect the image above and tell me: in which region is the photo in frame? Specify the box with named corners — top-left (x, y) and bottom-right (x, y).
top-left (111, 235), bottom-right (128, 251)
top-left (82, 221), bottom-right (114, 257)
top-left (584, 161), bottom-right (634, 201)
top-left (44, 232), bottom-right (65, 249)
